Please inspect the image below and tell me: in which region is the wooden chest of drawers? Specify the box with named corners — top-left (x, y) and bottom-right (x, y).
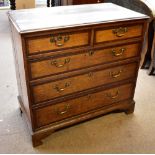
top-left (8, 3), bottom-right (149, 147)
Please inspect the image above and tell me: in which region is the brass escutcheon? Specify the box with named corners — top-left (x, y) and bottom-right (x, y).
top-left (88, 50), bottom-right (95, 56)
top-left (87, 94), bottom-right (92, 100)
top-left (88, 72), bottom-right (94, 77)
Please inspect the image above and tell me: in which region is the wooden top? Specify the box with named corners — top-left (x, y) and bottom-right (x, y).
top-left (8, 3), bottom-right (149, 33)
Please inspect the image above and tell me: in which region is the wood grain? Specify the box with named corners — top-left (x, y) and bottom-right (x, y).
top-left (34, 83), bottom-right (134, 128)
top-left (27, 31), bottom-right (90, 54)
top-left (95, 24), bottom-right (143, 43)
top-left (8, 3), bottom-right (148, 33)
top-left (32, 62), bottom-right (137, 103)
top-left (30, 42), bottom-right (140, 79)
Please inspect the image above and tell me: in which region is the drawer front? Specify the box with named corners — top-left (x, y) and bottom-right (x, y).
top-left (30, 43), bottom-right (140, 79)
top-left (34, 83), bottom-right (134, 128)
top-left (95, 25), bottom-right (143, 43)
top-left (32, 63), bottom-right (137, 104)
top-left (27, 31), bottom-right (90, 54)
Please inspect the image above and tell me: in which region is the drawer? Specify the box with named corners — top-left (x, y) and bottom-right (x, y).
top-left (30, 43), bottom-right (140, 79)
top-left (34, 83), bottom-right (134, 128)
top-left (95, 24), bottom-right (143, 44)
top-left (27, 30), bottom-right (90, 55)
top-left (32, 62), bottom-right (137, 104)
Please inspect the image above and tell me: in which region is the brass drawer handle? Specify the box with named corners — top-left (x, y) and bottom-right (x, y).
top-left (50, 34), bottom-right (70, 47)
top-left (112, 48), bottom-right (126, 57)
top-left (110, 70), bottom-right (122, 78)
top-left (51, 58), bottom-right (70, 68)
top-left (112, 27), bottom-right (128, 37)
top-left (53, 82), bottom-right (71, 93)
top-left (107, 90), bottom-right (119, 99)
top-left (56, 104), bottom-right (70, 115)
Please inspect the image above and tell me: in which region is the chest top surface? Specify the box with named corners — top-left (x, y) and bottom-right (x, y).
top-left (8, 3), bottom-right (149, 33)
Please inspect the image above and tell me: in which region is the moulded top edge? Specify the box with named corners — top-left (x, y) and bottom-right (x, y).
top-left (8, 3), bottom-right (149, 34)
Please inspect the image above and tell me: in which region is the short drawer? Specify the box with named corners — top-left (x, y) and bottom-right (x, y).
top-left (34, 83), bottom-right (134, 128)
top-left (95, 24), bottom-right (143, 44)
top-left (32, 62), bottom-right (137, 104)
top-left (30, 43), bottom-right (140, 79)
top-left (27, 30), bottom-right (90, 55)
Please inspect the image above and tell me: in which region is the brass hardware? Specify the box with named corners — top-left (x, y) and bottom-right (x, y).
top-left (112, 48), bottom-right (126, 57)
top-left (53, 82), bottom-right (71, 93)
top-left (56, 104), bottom-right (70, 115)
top-left (112, 27), bottom-right (128, 37)
top-left (88, 72), bottom-right (93, 77)
top-left (87, 94), bottom-right (92, 100)
top-left (107, 90), bottom-right (119, 99)
top-left (88, 50), bottom-right (95, 56)
top-left (110, 70), bottom-right (122, 78)
top-left (50, 34), bottom-right (70, 47)
top-left (51, 58), bottom-right (70, 68)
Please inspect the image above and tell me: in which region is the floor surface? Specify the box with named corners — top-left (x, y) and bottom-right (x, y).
top-left (0, 10), bottom-right (155, 153)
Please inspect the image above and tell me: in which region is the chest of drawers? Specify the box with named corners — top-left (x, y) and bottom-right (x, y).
top-left (8, 3), bottom-right (149, 147)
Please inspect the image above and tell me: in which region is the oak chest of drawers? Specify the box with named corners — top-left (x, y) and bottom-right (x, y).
top-left (8, 3), bottom-right (149, 147)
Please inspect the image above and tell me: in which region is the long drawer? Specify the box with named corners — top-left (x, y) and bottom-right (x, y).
top-left (95, 24), bottom-right (143, 44)
top-left (34, 83), bottom-right (134, 128)
top-left (26, 30), bottom-right (90, 55)
top-left (32, 62), bottom-right (137, 104)
top-left (30, 43), bottom-right (140, 79)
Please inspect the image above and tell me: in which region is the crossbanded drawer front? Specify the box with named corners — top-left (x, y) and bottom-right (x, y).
top-left (34, 83), bottom-right (134, 128)
top-left (27, 30), bottom-right (90, 54)
top-left (32, 62), bottom-right (137, 104)
top-left (95, 24), bottom-right (143, 44)
top-left (30, 43), bottom-right (140, 79)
